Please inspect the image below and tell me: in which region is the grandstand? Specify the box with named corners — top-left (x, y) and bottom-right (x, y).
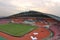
top-left (8, 11), bottom-right (55, 24)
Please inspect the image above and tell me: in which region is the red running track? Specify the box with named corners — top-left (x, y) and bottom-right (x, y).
top-left (0, 27), bottom-right (50, 40)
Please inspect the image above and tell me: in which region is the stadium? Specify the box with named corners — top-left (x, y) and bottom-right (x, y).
top-left (0, 11), bottom-right (60, 40)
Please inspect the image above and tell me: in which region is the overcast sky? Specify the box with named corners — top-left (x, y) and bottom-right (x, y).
top-left (0, 0), bottom-right (60, 17)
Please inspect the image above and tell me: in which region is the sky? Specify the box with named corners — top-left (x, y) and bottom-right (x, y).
top-left (0, 0), bottom-right (60, 17)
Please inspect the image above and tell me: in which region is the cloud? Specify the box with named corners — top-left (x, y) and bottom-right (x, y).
top-left (0, 0), bottom-right (60, 17)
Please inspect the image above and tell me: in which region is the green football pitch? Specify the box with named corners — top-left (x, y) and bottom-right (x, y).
top-left (0, 23), bottom-right (37, 36)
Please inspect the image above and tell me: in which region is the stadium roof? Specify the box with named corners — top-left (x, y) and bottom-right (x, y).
top-left (9, 11), bottom-right (51, 18)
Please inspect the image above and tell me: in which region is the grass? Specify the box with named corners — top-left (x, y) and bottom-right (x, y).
top-left (0, 23), bottom-right (37, 36)
top-left (0, 37), bottom-right (6, 40)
